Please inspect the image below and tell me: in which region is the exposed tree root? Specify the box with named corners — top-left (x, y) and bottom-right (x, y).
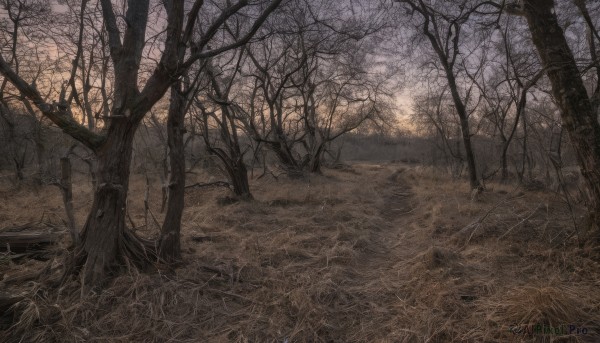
top-left (62, 229), bottom-right (161, 290)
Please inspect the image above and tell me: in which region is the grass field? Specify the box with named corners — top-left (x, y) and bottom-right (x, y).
top-left (1, 162), bottom-right (599, 342)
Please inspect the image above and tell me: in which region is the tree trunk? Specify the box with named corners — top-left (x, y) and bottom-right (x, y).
top-left (447, 73), bottom-right (479, 189)
top-left (310, 143), bottom-right (325, 174)
top-left (268, 141), bottom-right (303, 177)
top-left (73, 119), bottom-right (155, 287)
top-left (501, 148), bottom-right (508, 182)
top-left (523, 0), bottom-right (600, 231)
top-left (500, 134), bottom-right (510, 182)
top-left (204, 65), bottom-right (253, 200)
top-left (13, 158), bottom-right (24, 181)
top-left (158, 85), bottom-right (186, 262)
top-left (60, 157), bottom-right (79, 246)
top-left (415, 3), bottom-right (480, 190)
top-left (35, 140), bottom-right (46, 182)
top-left (230, 161), bottom-right (252, 199)
top-left (310, 157), bottom-right (322, 174)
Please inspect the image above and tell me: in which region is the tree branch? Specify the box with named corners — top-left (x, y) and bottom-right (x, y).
top-left (182, 0), bottom-right (284, 68)
top-left (0, 54), bottom-right (105, 151)
top-left (99, 0), bottom-right (123, 64)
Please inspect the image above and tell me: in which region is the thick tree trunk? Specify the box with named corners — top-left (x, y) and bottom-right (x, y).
top-left (205, 146), bottom-right (253, 199)
top-left (158, 85), bottom-right (186, 262)
top-left (267, 141), bottom-right (303, 178)
top-left (73, 119), bottom-right (155, 287)
top-left (523, 0), bottom-right (600, 231)
top-left (199, 108), bottom-right (253, 199)
top-left (230, 161), bottom-right (252, 199)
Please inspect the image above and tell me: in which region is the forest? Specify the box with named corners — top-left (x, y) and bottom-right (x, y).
top-left (0, 0), bottom-right (599, 341)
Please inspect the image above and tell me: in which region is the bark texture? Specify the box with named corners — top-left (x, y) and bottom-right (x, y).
top-left (73, 118), bottom-right (156, 286)
top-left (522, 0), bottom-right (600, 232)
top-left (159, 84), bottom-right (186, 262)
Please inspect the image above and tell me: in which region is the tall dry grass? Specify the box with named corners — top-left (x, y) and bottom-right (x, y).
top-left (0, 162), bottom-right (598, 342)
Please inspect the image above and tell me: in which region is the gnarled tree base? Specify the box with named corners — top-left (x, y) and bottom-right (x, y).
top-left (63, 229), bottom-right (159, 289)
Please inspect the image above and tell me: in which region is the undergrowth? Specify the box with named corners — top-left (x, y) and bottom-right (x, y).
top-left (1, 163), bottom-right (599, 342)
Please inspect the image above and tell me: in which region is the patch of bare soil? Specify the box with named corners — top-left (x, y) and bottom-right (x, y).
top-left (1, 163), bottom-right (599, 342)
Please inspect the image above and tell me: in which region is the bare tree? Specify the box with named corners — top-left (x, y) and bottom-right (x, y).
top-left (229, 0), bottom-right (394, 176)
top-left (194, 55), bottom-right (253, 198)
top-left (412, 87), bottom-right (467, 177)
top-left (0, 0), bottom-right (56, 179)
top-left (472, 15), bottom-right (543, 182)
top-left (394, 0), bottom-right (501, 190)
top-left (515, 0), bottom-right (600, 233)
top-left (0, 104), bottom-right (35, 180)
top-left (0, 0), bottom-right (283, 286)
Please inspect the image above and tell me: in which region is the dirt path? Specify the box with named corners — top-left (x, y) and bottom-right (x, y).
top-left (319, 165), bottom-right (425, 341)
top-left (380, 169), bottom-right (414, 221)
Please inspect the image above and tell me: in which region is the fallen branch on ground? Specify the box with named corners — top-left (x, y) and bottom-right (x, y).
top-left (185, 181), bottom-right (231, 190)
top-left (0, 231), bottom-right (60, 261)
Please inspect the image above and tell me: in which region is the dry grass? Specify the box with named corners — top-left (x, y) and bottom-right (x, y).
top-left (1, 162), bottom-right (599, 342)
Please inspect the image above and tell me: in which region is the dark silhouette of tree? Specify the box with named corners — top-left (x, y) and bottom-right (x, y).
top-left (394, 0), bottom-right (498, 190)
top-left (517, 0), bottom-right (600, 234)
top-left (0, 0), bottom-right (283, 287)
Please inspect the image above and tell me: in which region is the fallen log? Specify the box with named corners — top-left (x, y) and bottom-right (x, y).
top-left (0, 232), bottom-right (58, 252)
top-left (0, 222), bottom-right (37, 234)
top-left (0, 231), bottom-right (60, 261)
